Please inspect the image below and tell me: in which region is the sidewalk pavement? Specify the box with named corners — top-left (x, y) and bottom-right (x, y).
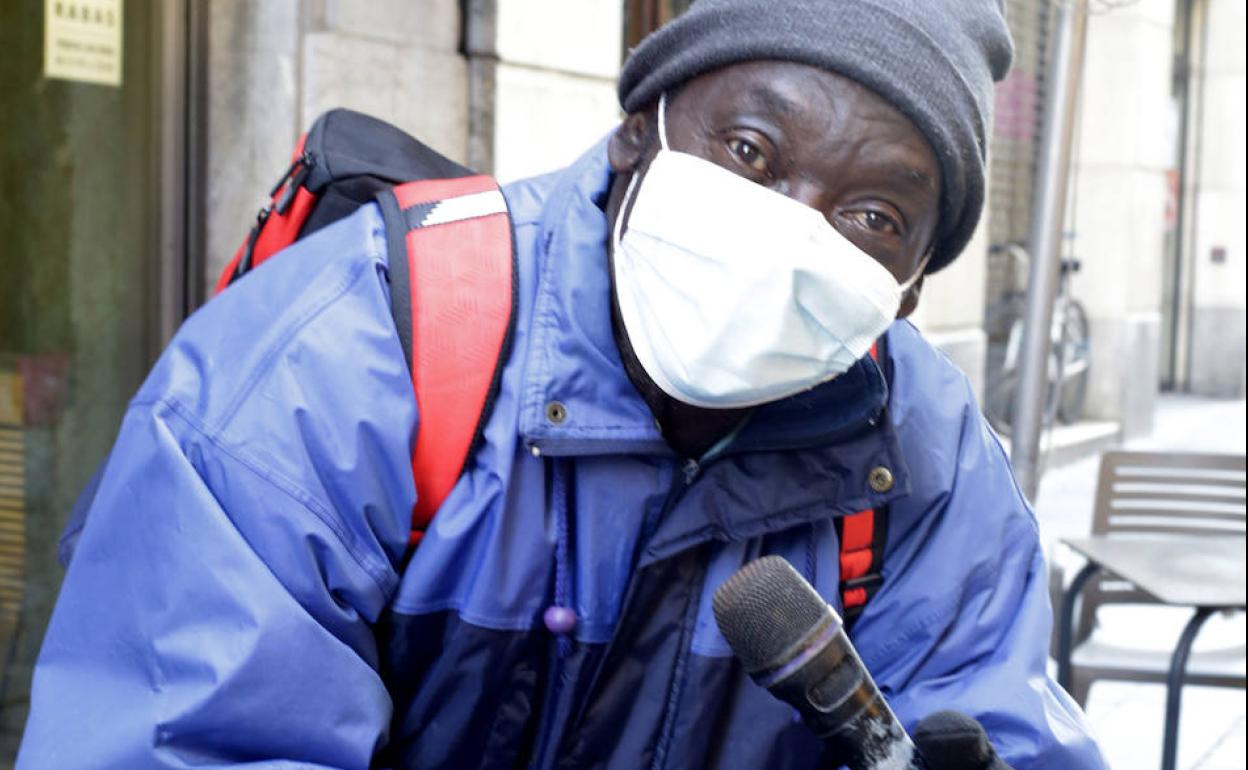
top-left (1032, 395), bottom-right (1247, 770)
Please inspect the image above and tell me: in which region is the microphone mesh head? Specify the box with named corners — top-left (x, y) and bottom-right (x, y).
top-left (712, 555), bottom-right (837, 673)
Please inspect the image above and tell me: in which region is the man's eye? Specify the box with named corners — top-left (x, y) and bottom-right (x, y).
top-left (726, 138), bottom-right (770, 175)
top-left (847, 210), bottom-right (901, 236)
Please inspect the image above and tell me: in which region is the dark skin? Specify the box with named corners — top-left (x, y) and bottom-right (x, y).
top-left (605, 61), bottom-right (943, 458)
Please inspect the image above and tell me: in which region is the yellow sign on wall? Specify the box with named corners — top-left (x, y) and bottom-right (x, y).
top-left (43, 0), bottom-right (123, 87)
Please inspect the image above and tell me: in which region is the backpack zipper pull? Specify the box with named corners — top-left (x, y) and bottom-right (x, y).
top-left (268, 151), bottom-right (306, 197)
top-left (273, 150), bottom-right (315, 215)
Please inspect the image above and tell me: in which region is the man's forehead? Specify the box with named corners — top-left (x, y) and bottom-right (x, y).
top-left (682, 62), bottom-right (913, 132)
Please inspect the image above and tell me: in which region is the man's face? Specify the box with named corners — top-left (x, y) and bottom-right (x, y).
top-left (607, 59), bottom-right (943, 306)
top-left (604, 60), bottom-right (945, 455)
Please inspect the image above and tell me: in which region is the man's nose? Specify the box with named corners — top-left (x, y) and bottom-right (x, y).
top-left (781, 180), bottom-right (830, 220)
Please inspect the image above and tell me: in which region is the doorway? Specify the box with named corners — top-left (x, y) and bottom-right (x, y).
top-left (0, 1), bottom-right (198, 758)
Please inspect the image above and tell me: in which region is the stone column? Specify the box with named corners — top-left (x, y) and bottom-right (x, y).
top-left (1186, 0), bottom-right (1246, 396)
top-left (204, 1), bottom-right (302, 288)
top-left (1066, 0), bottom-right (1176, 437)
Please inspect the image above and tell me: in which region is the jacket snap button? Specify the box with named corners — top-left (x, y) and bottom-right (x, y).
top-left (868, 466), bottom-right (894, 493)
top-left (545, 401), bottom-right (568, 424)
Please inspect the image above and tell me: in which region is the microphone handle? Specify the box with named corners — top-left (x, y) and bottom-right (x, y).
top-left (766, 625), bottom-right (928, 770)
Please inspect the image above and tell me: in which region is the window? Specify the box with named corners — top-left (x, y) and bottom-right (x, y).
top-left (623, 0), bottom-right (695, 53)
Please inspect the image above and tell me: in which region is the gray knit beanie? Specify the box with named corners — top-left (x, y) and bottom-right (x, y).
top-left (618, 0), bottom-right (1014, 273)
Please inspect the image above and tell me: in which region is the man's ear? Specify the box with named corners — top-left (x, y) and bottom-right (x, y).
top-left (608, 112), bottom-right (651, 174)
top-left (897, 274), bottom-right (924, 319)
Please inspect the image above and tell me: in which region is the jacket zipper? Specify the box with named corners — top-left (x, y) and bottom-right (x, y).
top-left (645, 457), bottom-right (707, 770)
top-left (638, 458), bottom-right (699, 546)
top-left (548, 427), bottom-right (746, 767)
top-left (547, 457), bottom-right (700, 769)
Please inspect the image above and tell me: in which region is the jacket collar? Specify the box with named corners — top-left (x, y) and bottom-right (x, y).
top-left (516, 139), bottom-right (892, 461)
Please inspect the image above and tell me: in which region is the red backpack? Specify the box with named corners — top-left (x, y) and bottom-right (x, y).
top-left (214, 108), bottom-right (514, 550)
top-left (60, 110), bottom-right (513, 565)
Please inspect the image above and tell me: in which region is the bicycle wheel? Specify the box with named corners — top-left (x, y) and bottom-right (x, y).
top-left (984, 314), bottom-right (1022, 435)
top-left (985, 369), bottom-right (1017, 436)
top-left (1056, 299), bottom-right (1090, 423)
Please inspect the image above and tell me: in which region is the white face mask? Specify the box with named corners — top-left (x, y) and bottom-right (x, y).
top-left (611, 94), bottom-right (928, 409)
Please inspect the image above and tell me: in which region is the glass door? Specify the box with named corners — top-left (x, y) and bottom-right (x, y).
top-left (0, 2), bottom-right (189, 760)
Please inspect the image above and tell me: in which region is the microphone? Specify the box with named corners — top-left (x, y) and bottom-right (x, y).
top-left (712, 555), bottom-right (926, 770)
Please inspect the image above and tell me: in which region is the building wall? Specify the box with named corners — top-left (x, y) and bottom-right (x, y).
top-left (1067, 0), bottom-right (1176, 437)
top-left (204, 0), bottom-right (469, 286)
top-left (488, 0), bottom-right (623, 183)
top-left (1186, 0), bottom-right (1247, 396)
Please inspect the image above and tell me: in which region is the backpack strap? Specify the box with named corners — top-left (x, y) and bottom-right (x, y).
top-left (376, 176), bottom-right (516, 549)
top-left (836, 338), bottom-right (891, 627)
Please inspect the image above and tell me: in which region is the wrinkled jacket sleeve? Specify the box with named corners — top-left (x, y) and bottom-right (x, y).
top-left (858, 341), bottom-right (1108, 770)
top-left (18, 209), bottom-right (415, 769)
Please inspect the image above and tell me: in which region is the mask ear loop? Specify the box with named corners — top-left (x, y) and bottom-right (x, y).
top-left (657, 92), bottom-right (671, 151)
top-left (612, 167), bottom-right (643, 251)
top-left (613, 92), bottom-right (669, 250)
top-left (898, 252), bottom-right (932, 294)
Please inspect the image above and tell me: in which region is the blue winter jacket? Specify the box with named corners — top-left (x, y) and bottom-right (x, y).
top-left (20, 139), bottom-right (1106, 769)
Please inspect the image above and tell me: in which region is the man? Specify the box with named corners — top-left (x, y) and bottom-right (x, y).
top-left (20, 1), bottom-right (1107, 768)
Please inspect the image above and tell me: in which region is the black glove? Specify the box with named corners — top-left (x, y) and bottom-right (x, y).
top-left (912, 711), bottom-right (1015, 770)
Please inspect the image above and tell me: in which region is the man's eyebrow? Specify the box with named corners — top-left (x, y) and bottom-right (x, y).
top-left (880, 163), bottom-right (938, 194)
top-left (741, 85), bottom-right (802, 118)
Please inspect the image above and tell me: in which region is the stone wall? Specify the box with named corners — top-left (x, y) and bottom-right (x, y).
top-left (476, 0), bottom-right (623, 183)
top-left (203, 0), bottom-right (468, 288)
